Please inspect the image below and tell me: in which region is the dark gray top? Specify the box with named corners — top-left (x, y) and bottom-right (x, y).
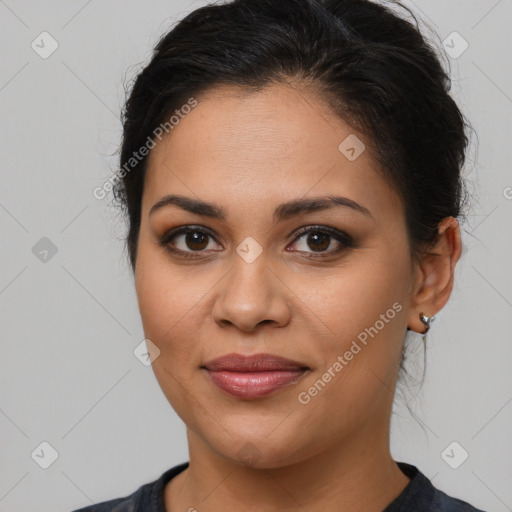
top-left (71, 461), bottom-right (487, 511)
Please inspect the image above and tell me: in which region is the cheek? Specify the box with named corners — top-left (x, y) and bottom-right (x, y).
top-left (134, 250), bottom-right (210, 423)
top-left (135, 244), bottom-right (207, 340)
top-left (296, 248), bottom-right (407, 342)
top-left (134, 259), bottom-right (206, 407)
top-left (292, 248), bottom-right (408, 411)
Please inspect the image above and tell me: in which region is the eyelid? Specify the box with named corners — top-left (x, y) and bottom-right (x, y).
top-left (289, 225), bottom-right (353, 245)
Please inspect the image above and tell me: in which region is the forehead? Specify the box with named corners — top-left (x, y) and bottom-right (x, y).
top-left (143, 82), bottom-right (403, 223)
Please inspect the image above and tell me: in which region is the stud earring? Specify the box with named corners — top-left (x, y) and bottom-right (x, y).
top-left (419, 312), bottom-right (434, 334)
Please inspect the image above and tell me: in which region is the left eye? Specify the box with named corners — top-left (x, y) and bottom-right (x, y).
top-left (288, 226), bottom-right (352, 256)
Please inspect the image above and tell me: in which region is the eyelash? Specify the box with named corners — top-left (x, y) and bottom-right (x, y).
top-left (159, 225), bottom-right (354, 260)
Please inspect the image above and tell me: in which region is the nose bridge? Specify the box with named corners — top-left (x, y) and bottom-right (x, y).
top-left (212, 245), bottom-right (290, 331)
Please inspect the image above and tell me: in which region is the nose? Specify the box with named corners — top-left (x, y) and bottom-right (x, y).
top-left (211, 254), bottom-right (292, 333)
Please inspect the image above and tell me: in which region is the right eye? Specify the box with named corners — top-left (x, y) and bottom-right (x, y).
top-left (159, 226), bottom-right (222, 259)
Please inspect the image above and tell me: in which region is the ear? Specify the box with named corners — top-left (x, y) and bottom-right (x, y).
top-left (407, 217), bottom-right (462, 334)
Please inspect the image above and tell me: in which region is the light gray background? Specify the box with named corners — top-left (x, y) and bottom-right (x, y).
top-left (0, 1), bottom-right (511, 511)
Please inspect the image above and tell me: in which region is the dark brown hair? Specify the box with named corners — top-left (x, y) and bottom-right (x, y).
top-left (113, 0), bottom-right (472, 274)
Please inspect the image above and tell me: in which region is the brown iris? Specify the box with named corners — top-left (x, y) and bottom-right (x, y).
top-left (185, 231), bottom-right (209, 251)
top-left (307, 232), bottom-right (330, 252)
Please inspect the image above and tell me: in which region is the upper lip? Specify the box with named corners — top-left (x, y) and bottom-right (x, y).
top-left (202, 352), bottom-right (310, 372)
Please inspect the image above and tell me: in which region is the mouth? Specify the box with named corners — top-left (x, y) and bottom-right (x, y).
top-left (201, 352), bottom-right (310, 399)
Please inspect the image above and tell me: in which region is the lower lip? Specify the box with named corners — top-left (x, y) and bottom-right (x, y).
top-left (205, 369), bottom-right (308, 399)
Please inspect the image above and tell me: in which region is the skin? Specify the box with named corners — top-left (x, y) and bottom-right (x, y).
top-left (133, 81), bottom-right (462, 511)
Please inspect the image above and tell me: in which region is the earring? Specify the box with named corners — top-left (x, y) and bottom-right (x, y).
top-left (419, 312), bottom-right (434, 334)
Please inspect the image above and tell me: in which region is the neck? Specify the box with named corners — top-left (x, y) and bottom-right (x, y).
top-left (165, 421), bottom-right (410, 512)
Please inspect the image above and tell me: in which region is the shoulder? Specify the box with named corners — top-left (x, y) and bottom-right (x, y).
top-left (392, 462), bottom-right (488, 512)
top-left (432, 486), bottom-right (488, 512)
top-left (69, 462), bottom-right (189, 512)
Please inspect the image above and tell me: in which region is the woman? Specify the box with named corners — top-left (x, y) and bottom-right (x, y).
top-left (75, 0), bottom-right (486, 510)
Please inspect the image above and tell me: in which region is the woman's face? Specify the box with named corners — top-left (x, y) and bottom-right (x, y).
top-left (135, 82), bottom-right (419, 468)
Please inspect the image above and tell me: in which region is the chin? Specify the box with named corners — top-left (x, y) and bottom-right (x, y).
top-left (202, 428), bottom-right (316, 470)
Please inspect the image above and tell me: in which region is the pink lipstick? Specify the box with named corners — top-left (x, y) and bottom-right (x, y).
top-left (202, 352), bottom-right (310, 399)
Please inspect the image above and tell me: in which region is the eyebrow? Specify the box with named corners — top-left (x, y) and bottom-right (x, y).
top-left (149, 194), bottom-right (373, 221)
